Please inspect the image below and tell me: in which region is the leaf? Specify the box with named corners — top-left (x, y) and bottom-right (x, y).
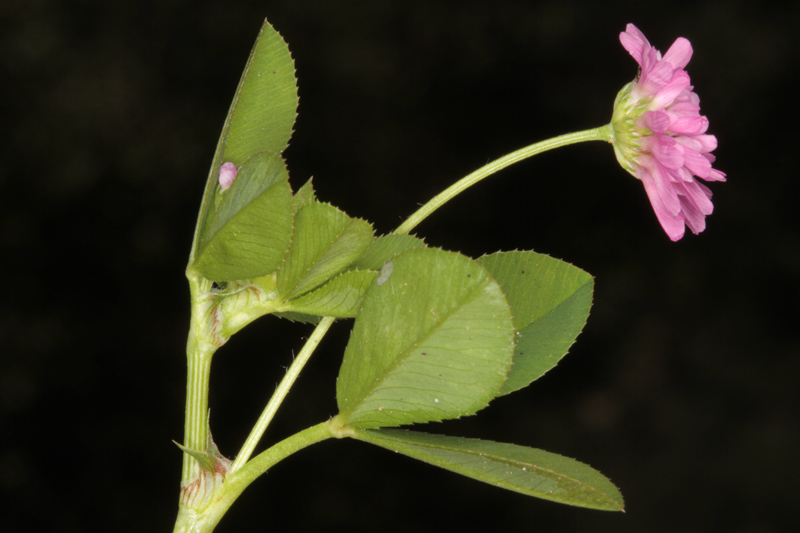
top-left (272, 311), bottom-right (321, 324)
top-left (282, 269), bottom-right (376, 317)
top-left (193, 152), bottom-right (294, 281)
top-left (352, 428), bottom-right (624, 512)
top-left (347, 234), bottom-right (427, 271)
top-left (173, 441), bottom-right (216, 472)
top-left (189, 19), bottom-right (298, 265)
top-left (293, 178), bottom-right (317, 210)
top-left (220, 19), bottom-right (298, 165)
top-left (173, 430), bottom-right (230, 474)
top-left (277, 202), bottom-right (374, 300)
top-left (336, 248), bottom-right (515, 429)
top-left (477, 251), bottom-right (593, 395)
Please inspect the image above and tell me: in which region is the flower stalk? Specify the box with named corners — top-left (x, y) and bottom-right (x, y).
top-left (393, 126), bottom-right (612, 235)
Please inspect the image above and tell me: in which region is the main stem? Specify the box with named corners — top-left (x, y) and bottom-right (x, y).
top-left (181, 272), bottom-right (219, 484)
top-left (181, 345), bottom-right (213, 481)
top-left (394, 125), bottom-right (612, 235)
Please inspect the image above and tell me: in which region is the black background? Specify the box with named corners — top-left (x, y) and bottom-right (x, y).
top-left (2, 1), bottom-right (798, 532)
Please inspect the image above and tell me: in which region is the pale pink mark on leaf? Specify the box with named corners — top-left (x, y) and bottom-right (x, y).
top-left (218, 162), bottom-right (239, 191)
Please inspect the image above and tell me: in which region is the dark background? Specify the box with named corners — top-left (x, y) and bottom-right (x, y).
top-left (2, 1), bottom-right (798, 532)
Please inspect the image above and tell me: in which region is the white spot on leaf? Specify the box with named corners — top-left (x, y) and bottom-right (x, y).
top-left (376, 261), bottom-right (393, 286)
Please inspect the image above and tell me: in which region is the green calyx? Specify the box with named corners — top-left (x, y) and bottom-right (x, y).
top-left (610, 81), bottom-right (648, 178)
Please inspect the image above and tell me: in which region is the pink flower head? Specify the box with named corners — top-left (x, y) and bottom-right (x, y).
top-left (611, 24), bottom-right (725, 241)
top-left (218, 162), bottom-right (239, 191)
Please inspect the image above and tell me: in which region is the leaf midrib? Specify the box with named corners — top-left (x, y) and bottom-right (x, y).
top-left (343, 279), bottom-right (499, 421)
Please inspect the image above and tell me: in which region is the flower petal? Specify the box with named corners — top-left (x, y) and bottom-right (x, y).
top-left (641, 170), bottom-right (686, 241)
top-left (640, 159), bottom-right (681, 216)
top-left (681, 146), bottom-right (713, 178)
top-left (620, 24), bottom-right (650, 65)
top-left (638, 50), bottom-right (675, 94)
top-left (688, 134), bottom-right (718, 153)
top-left (651, 72), bottom-right (691, 109)
top-left (679, 197), bottom-right (707, 235)
top-left (663, 37), bottom-right (693, 69)
top-left (647, 135), bottom-right (684, 169)
top-left (667, 96), bottom-right (701, 117)
top-left (641, 110), bottom-right (671, 134)
top-left (669, 114), bottom-right (708, 135)
top-left (676, 180), bottom-right (714, 215)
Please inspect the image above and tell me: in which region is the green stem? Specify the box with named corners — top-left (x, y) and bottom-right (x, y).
top-left (230, 421), bottom-right (335, 500)
top-left (181, 345), bottom-right (214, 482)
top-left (182, 272), bottom-right (219, 484)
top-left (173, 421), bottom-right (335, 533)
top-left (393, 125), bottom-right (612, 235)
top-left (229, 316), bottom-right (336, 474)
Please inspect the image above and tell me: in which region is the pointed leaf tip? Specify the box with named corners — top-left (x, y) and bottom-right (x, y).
top-left (353, 429), bottom-right (624, 512)
top-left (173, 441), bottom-right (216, 472)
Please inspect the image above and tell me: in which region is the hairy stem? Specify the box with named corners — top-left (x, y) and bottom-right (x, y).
top-left (229, 316), bottom-right (336, 474)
